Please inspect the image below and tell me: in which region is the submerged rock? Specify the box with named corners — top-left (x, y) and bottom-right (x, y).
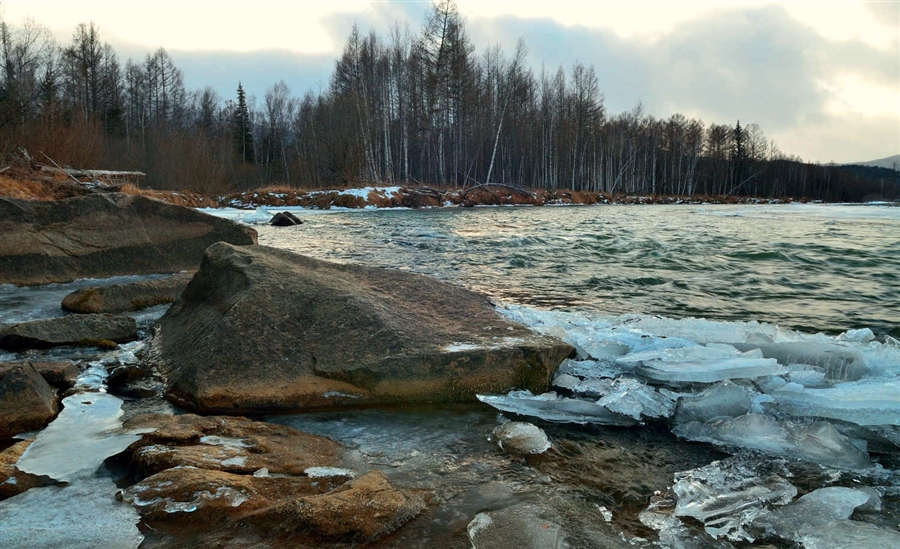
top-left (467, 503), bottom-right (569, 549)
top-left (0, 362), bottom-right (58, 439)
top-left (0, 313), bottom-right (137, 351)
top-left (62, 272), bottom-right (194, 314)
top-left (0, 193), bottom-right (257, 285)
top-left (147, 243), bottom-right (573, 413)
top-left (247, 470), bottom-right (426, 542)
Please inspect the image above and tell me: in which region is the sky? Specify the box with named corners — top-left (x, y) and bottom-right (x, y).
top-left (3, 0), bottom-right (898, 164)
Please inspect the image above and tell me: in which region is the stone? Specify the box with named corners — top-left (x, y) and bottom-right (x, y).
top-left (0, 193), bottom-right (256, 285)
top-left (0, 362), bottom-right (58, 439)
top-left (62, 272), bottom-right (194, 314)
top-left (269, 211), bottom-right (303, 226)
top-left (0, 313), bottom-right (137, 351)
top-left (148, 243), bottom-right (573, 413)
top-left (247, 470), bottom-right (426, 542)
top-left (9, 361), bottom-right (79, 391)
top-left (121, 414), bottom-right (343, 477)
top-left (492, 422), bottom-right (552, 455)
top-left (0, 440), bottom-right (59, 500)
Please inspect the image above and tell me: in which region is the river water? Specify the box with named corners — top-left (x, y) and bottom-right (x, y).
top-left (1, 203), bottom-right (898, 548)
top-left (255, 203), bottom-right (900, 338)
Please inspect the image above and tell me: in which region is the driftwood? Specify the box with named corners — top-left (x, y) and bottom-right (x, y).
top-left (461, 183), bottom-right (538, 200)
top-left (36, 153), bottom-right (146, 187)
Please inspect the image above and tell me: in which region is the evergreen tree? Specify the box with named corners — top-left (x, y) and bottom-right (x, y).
top-left (233, 82), bottom-right (255, 164)
top-left (731, 119), bottom-right (747, 189)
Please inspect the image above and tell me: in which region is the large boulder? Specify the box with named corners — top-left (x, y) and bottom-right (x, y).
top-left (0, 193), bottom-right (257, 285)
top-left (62, 272), bottom-right (194, 314)
top-left (0, 362), bottom-right (59, 438)
top-left (147, 243), bottom-right (573, 413)
top-left (0, 313), bottom-right (137, 351)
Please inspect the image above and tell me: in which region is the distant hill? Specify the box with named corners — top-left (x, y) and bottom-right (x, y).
top-left (847, 154), bottom-right (900, 170)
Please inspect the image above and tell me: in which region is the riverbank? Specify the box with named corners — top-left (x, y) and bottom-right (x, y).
top-left (0, 165), bottom-right (807, 209)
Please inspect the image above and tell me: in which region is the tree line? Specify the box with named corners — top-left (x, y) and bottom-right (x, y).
top-left (0, 0), bottom-right (895, 201)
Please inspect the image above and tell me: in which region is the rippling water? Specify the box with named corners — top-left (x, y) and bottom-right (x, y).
top-left (257, 203), bottom-right (900, 338)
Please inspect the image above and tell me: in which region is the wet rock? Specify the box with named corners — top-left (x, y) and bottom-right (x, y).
top-left (492, 422), bottom-right (551, 456)
top-left (121, 465), bottom-right (333, 523)
top-left (0, 440), bottom-right (59, 500)
top-left (0, 193), bottom-right (257, 285)
top-left (269, 211), bottom-right (303, 226)
top-left (467, 503), bottom-right (569, 549)
top-left (8, 360), bottom-right (79, 391)
top-left (62, 272), bottom-right (194, 314)
top-left (121, 414), bottom-right (343, 477)
top-left (0, 362), bottom-right (59, 439)
top-left (248, 470), bottom-right (426, 542)
top-left (0, 313), bottom-right (137, 351)
top-left (148, 243), bottom-right (573, 413)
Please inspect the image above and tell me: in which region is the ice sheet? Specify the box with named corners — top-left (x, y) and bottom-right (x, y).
top-left (674, 414), bottom-right (871, 469)
top-left (773, 380), bottom-right (900, 426)
top-left (476, 391), bottom-right (639, 426)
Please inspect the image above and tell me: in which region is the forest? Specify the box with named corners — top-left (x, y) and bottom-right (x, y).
top-left (0, 0), bottom-right (896, 202)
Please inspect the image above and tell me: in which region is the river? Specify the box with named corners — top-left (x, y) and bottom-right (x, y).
top-left (1, 202), bottom-right (898, 548)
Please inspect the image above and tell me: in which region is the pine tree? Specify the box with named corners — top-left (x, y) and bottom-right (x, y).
top-left (233, 82), bottom-right (255, 164)
top-left (731, 119), bottom-right (747, 188)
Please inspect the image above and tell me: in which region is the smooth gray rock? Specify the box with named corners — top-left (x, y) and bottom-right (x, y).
top-left (0, 314), bottom-right (137, 351)
top-left (0, 193), bottom-right (256, 285)
top-left (62, 272), bottom-right (194, 314)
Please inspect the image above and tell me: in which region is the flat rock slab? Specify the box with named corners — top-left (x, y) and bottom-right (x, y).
top-left (0, 193), bottom-right (256, 285)
top-left (62, 272), bottom-right (194, 314)
top-left (0, 313), bottom-right (137, 351)
top-left (0, 440), bottom-right (59, 500)
top-left (0, 363), bottom-right (58, 439)
top-left (148, 243), bottom-right (573, 413)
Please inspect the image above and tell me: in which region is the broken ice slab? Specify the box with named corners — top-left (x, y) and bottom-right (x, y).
top-left (673, 381), bottom-right (753, 424)
top-left (623, 344), bottom-right (786, 384)
top-left (476, 390), bottom-right (639, 426)
top-left (674, 413), bottom-right (871, 470)
top-left (17, 393), bottom-right (149, 482)
top-left (0, 475), bottom-right (143, 549)
top-left (773, 379), bottom-right (900, 426)
top-left (750, 486), bottom-right (873, 538)
top-left (554, 358), bottom-right (636, 382)
top-left (639, 509), bottom-right (737, 549)
top-left (794, 519), bottom-right (900, 548)
top-left (733, 342), bottom-right (868, 382)
top-left (596, 378), bottom-right (675, 420)
top-left (671, 458), bottom-right (797, 542)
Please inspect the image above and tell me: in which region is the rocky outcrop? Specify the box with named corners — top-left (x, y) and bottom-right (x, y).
top-left (62, 272), bottom-right (194, 314)
top-left (0, 362), bottom-right (59, 438)
top-left (0, 193), bottom-right (256, 285)
top-left (147, 243), bottom-right (573, 413)
top-left (5, 360), bottom-right (80, 391)
top-left (0, 314), bottom-right (137, 351)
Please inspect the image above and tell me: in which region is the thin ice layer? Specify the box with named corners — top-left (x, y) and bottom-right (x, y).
top-left (476, 391), bottom-right (638, 426)
top-left (773, 380), bottom-right (900, 426)
top-left (632, 344), bottom-right (786, 383)
top-left (597, 378), bottom-right (675, 420)
top-left (17, 393), bottom-right (148, 482)
top-left (674, 414), bottom-right (870, 469)
top-left (0, 476), bottom-right (143, 549)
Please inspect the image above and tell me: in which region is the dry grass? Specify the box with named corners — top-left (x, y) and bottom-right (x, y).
top-left (0, 174), bottom-right (55, 200)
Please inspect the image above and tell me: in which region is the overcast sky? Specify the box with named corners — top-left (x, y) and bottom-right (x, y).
top-left (4, 0), bottom-right (898, 164)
